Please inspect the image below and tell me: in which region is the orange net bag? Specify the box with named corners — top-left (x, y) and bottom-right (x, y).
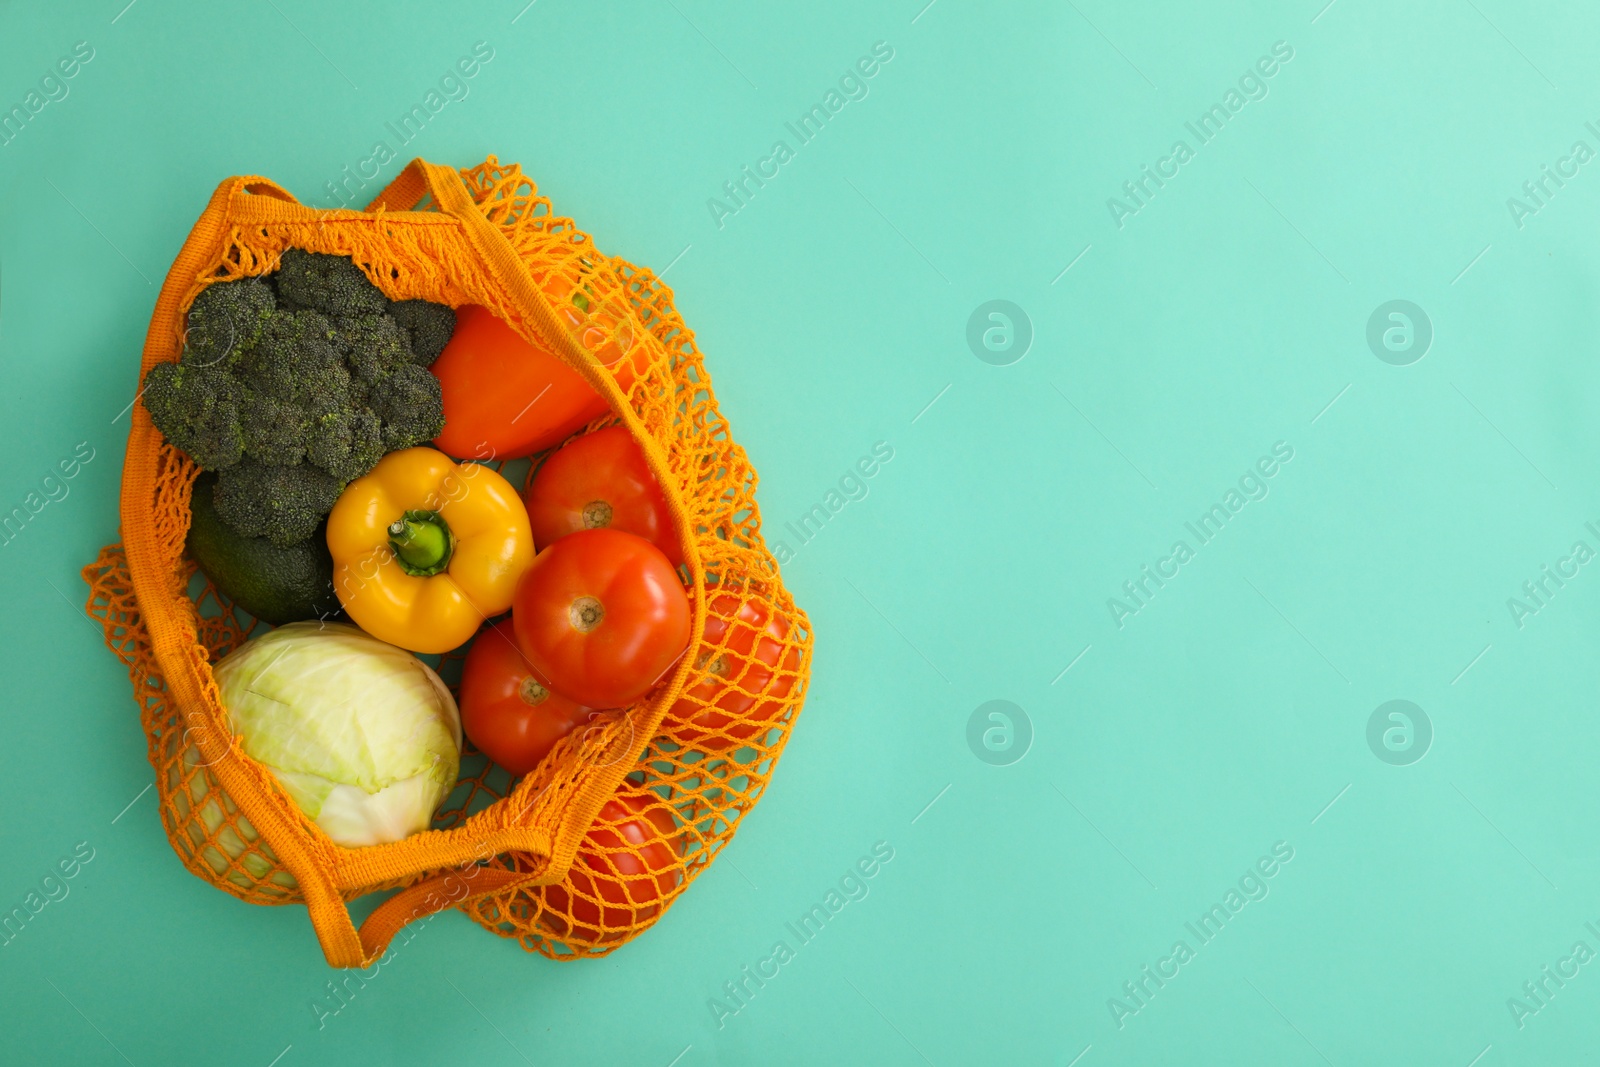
top-left (81, 157), bottom-right (811, 967)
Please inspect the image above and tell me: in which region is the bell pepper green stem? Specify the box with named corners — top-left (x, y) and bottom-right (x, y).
top-left (387, 510), bottom-right (453, 577)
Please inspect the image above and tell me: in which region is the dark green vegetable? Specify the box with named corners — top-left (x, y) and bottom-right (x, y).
top-left (141, 252), bottom-right (455, 545)
top-left (212, 460), bottom-right (344, 548)
top-left (336, 312), bottom-right (416, 385)
top-left (183, 276), bottom-right (276, 366)
top-left (368, 364), bottom-right (446, 451)
top-left (272, 248), bottom-right (388, 320)
top-left (305, 407), bottom-right (384, 484)
top-left (387, 300), bottom-right (457, 365)
top-left (187, 474), bottom-right (341, 625)
top-left (139, 362), bottom-right (244, 471)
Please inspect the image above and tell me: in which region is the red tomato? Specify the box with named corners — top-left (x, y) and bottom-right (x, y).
top-left (538, 789), bottom-right (685, 944)
top-left (663, 593), bottom-right (799, 750)
top-left (512, 528), bottom-right (691, 708)
top-left (460, 620), bottom-right (597, 775)
top-left (524, 426), bottom-right (680, 566)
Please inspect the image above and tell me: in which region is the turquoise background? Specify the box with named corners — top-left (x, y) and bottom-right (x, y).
top-left (2, 0), bottom-right (1597, 1063)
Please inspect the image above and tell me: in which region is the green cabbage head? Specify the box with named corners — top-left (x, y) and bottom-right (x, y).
top-left (213, 621), bottom-right (461, 848)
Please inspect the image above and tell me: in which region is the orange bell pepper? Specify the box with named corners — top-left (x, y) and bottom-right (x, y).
top-left (327, 447), bottom-right (534, 653)
top-left (430, 259), bottom-right (641, 461)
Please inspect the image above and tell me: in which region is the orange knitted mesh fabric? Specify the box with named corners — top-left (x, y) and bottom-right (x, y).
top-left (81, 158), bottom-right (811, 967)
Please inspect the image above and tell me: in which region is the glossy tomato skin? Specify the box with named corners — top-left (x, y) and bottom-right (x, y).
top-left (432, 305), bottom-right (608, 460)
top-left (524, 426), bottom-right (681, 566)
top-left (663, 593), bottom-right (798, 750)
top-left (460, 620), bottom-right (597, 775)
top-left (512, 528), bottom-right (691, 708)
top-left (538, 790), bottom-right (684, 944)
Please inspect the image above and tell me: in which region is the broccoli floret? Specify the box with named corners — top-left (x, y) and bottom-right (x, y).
top-left (212, 460), bottom-right (343, 546)
top-left (305, 406), bottom-right (384, 484)
top-left (233, 310), bottom-right (349, 471)
top-left (274, 249), bottom-right (388, 321)
top-left (239, 391), bottom-right (309, 466)
top-left (388, 300), bottom-right (456, 365)
top-left (183, 277), bottom-right (276, 366)
top-left (367, 363), bottom-right (445, 450)
top-left (145, 250), bottom-right (450, 545)
top-left (141, 362), bottom-right (244, 470)
top-left (238, 310), bottom-right (349, 403)
top-left (334, 313), bottom-right (414, 385)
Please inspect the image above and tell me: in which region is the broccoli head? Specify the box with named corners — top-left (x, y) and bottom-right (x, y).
top-left (144, 250), bottom-right (450, 544)
top-left (211, 460), bottom-right (343, 546)
top-left (388, 300), bottom-right (456, 365)
top-left (183, 276), bottom-right (276, 367)
top-left (367, 363), bottom-right (446, 450)
top-left (141, 361), bottom-right (244, 470)
top-left (274, 249), bottom-right (388, 321)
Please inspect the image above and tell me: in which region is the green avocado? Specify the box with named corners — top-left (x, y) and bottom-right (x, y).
top-left (187, 473), bottom-right (342, 625)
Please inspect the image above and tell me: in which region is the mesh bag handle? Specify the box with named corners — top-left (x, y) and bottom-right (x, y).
top-left (364, 165), bottom-right (430, 214)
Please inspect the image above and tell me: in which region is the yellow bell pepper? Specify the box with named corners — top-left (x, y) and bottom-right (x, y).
top-left (327, 447), bottom-right (534, 654)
